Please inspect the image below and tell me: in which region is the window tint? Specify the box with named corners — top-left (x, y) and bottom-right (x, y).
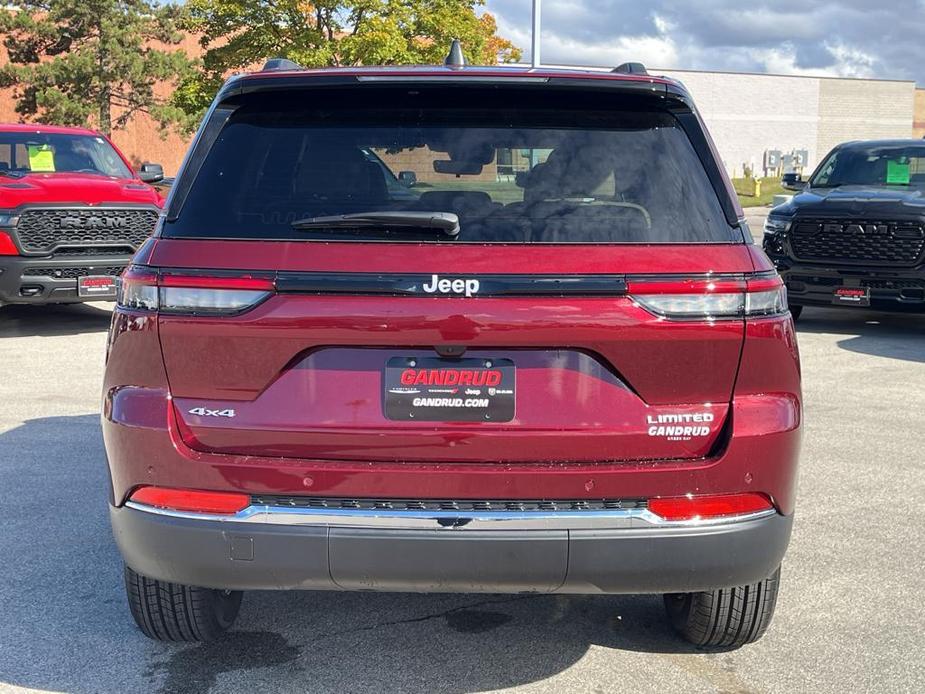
top-left (165, 100), bottom-right (737, 244)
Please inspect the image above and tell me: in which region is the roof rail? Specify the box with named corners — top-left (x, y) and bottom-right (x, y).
top-left (612, 62), bottom-right (648, 76)
top-left (444, 39), bottom-right (467, 68)
top-left (261, 58), bottom-right (302, 72)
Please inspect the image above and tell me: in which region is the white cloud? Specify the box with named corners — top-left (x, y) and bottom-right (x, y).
top-left (539, 31), bottom-right (679, 68)
top-left (483, 0), bottom-right (923, 83)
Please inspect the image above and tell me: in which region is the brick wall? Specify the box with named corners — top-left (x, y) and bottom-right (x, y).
top-left (0, 31), bottom-right (201, 176)
top-left (660, 70), bottom-right (819, 177)
top-left (912, 89), bottom-right (925, 138)
top-left (377, 147), bottom-right (498, 183)
top-left (816, 78), bottom-right (915, 160)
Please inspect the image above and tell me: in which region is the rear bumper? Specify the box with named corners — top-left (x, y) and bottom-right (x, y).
top-left (111, 502), bottom-right (791, 594)
top-left (0, 255), bottom-right (129, 305)
top-left (103, 387), bottom-right (802, 515)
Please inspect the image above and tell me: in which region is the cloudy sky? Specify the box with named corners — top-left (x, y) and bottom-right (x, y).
top-left (484, 0), bottom-right (925, 83)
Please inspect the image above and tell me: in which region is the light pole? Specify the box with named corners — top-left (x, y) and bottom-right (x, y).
top-left (532, 0), bottom-right (542, 67)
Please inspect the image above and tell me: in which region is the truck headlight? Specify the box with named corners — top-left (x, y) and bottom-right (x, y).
top-left (763, 215), bottom-right (790, 236)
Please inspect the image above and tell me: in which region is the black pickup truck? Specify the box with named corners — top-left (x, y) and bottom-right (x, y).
top-left (763, 139), bottom-right (925, 318)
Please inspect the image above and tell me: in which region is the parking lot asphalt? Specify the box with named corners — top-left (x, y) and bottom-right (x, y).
top-left (1, 237), bottom-right (924, 693)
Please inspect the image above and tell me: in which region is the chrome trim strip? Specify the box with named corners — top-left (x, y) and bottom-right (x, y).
top-left (124, 501), bottom-right (776, 531)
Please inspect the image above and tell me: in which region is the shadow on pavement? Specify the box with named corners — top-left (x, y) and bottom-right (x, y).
top-left (0, 414), bottom-right (705, 694)
top-left (796, 307), bottom-right (925, 363)
top-left (0, 302), bottom-right (113, 338)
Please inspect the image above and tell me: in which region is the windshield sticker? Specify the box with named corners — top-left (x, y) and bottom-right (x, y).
top-left (27, 144), bottom-right (55, 172)
top-left (886, 159), bottom-right (910, 185)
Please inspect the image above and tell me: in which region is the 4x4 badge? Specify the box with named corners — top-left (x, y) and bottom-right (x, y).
top-left (188, 407), bottom-right (236, 418)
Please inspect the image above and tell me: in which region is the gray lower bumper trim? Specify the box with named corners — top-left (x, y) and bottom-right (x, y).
top-left (111, 505), bottom-right (792, 595)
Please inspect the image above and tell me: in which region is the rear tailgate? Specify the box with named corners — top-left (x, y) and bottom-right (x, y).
top-left (153, 240), bottom-right (750, 463)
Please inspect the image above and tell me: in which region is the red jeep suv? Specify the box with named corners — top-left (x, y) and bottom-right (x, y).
top-left (103, 59), bottom-right (802, 647)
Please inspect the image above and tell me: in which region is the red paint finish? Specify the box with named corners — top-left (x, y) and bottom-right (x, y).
top-left (157, 294), bottom-right (745, 405)
top-left (103, 244), bottom-right (801, 513)
top-left (172, 348), bottom-right (730, 463)
top-left (0, 122), bottom-right (102, 135)
top-left (0, 232), bottom-right (17, 255)
top-left (236, 64), bottom-right (678, 88)
top-left (0, 172), bottom-right (163, 207)
top-left (102, 384), bottom-right (800, 514)
top-left (102, 287), bottom-right (801, 514)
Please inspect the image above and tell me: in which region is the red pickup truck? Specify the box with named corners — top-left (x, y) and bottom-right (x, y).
top-left (0, 123), bottom-right (163, 306)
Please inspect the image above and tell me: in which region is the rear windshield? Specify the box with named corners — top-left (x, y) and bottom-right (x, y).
top-left (165, 93), bottom-right (736, 244)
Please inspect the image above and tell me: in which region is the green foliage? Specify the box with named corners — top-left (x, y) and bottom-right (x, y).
top-left (177, 0), bottom-right (521, 119)
top-left (732, 176), bottom-right (786, 207)
top-left (0, 0), bottom-right (198, 135)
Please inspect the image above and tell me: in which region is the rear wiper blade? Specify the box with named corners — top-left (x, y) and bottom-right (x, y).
top-left (0, 170), bottom-right (27, 179)
top-left (291, 211), bottom-right (460, 237)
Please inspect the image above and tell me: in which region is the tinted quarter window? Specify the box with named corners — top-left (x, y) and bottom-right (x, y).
top-left (165, 92), bottom-right (737, 244)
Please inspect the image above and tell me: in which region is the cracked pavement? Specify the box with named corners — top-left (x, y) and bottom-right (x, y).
top-left (1, 255), bottom-right (924, 693)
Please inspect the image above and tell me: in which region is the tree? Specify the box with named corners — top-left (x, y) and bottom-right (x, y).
top-left (0, 0), bottom-right (198, 135)
top-left (176, 0), bottom-right (521, 117)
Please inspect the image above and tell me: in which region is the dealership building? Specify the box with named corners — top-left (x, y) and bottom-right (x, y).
top-left (546, 65), bottom-right (920, 179)
top-left (657, 69), bottom-right (919, 178)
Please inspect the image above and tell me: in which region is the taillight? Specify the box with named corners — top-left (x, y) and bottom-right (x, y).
top-left (118, 266), bottom-right (159, 310)
top-left (628, 273), bottom-right (787, 320)
top-left (129, 486), bottom-right (250, 514)
top-left (744, 275), bottom-right (788, 316)
top-left (648, 492), bottom-right (774, 521)
top-left (117, 266), bottom-right (274, 315)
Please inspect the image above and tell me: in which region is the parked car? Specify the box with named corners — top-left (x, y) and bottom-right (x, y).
top-left (103, 56), bottom-right (802, 647)
top-left (0, 124), bottom-right (163, 307)
top-left (765, 140), bottom-right (925, 318)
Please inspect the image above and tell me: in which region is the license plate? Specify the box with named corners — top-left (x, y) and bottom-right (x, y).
top-left (833, 286), bottom-right (870, 307)
top-left (384, 356), bottom-right (515, 422)
top-left (78, 275), bottom-right (118, 298)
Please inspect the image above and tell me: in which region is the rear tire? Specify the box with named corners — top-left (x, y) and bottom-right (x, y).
top-left (663, 566), bottom-right (781, 648)
top-left (123, 564), bottom-right (243, 642)
top-left (789, 304), bottom-right (803, 320)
